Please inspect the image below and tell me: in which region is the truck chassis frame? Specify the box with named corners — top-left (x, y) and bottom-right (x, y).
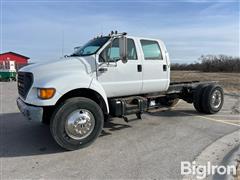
top-left (108, 81), bottom-right (219, 122)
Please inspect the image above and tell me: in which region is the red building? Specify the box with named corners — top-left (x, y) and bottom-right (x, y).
top-left (0, 52), bottom-right (29, 70)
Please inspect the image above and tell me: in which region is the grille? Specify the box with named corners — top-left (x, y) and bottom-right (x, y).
top-left (17, 72), bottom-right (33, 99)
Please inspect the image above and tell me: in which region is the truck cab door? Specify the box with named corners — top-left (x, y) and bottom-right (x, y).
top-left (139, 39), bottom-right (170, 93)
top-left (97, 38), bottom-right (142, 98)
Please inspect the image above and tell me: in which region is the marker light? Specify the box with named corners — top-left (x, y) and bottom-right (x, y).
top-left (37, 88), bottom-right (56, 99)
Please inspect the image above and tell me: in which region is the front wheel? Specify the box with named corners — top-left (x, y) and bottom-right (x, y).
top-left (50, 97), bottom-right (104, 150)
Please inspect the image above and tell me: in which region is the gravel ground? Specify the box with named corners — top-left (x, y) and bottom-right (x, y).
top-left (0, 82), bottom-right (239, 179)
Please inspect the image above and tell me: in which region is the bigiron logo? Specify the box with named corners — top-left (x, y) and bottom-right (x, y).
top-left (181, 161), bottom-right (236, 179)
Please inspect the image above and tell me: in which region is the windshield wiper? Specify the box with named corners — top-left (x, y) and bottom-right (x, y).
top-left (69, 53), bottom-right (80, 57)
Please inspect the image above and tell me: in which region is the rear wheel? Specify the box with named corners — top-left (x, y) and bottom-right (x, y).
top-left (193, 84), bottom-right (208, 113)
top-left (201, 84), bottom-right (224, 114)
top-left (50, 97), bottom-right (104, 150)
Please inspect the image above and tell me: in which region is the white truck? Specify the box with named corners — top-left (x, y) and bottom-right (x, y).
top-left (17, 32), bottom-right (224, 150)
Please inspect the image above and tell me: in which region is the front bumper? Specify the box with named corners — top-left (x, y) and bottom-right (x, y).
top-left (17, 97), bottom-right (43, 122)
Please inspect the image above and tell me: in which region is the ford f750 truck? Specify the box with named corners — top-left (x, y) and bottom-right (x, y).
top-left (17, 32), bottom-right (224, 150)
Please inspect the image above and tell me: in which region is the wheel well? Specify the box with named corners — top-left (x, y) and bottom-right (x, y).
top-left (42, 88), bottom-right (108, 124)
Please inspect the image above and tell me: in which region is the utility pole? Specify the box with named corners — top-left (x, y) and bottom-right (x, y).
top-left (61, 30), bottom-right (64, 57)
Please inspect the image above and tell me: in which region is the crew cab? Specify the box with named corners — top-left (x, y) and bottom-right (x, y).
top-left (17, 32), bottom-right (224, 150)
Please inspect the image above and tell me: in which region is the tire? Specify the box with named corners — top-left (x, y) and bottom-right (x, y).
top-left (201, 84), bottom-right (224, 114)
top-left (193, 84), bottom-right (208, 113)
top-left (160, 97), bottom-right (180, 107)
top-left (50, 97), bottom-right (104, 150)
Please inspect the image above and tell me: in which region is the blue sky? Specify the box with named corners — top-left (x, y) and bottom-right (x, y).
top-left (1, 0), bottom-right (239, 63)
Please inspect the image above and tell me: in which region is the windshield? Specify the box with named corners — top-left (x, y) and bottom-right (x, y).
top-left (71, 37), bottom-right (110, 57)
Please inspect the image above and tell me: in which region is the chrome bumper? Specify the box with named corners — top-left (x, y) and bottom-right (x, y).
top-left (17, 98), bottom-right (43, 122)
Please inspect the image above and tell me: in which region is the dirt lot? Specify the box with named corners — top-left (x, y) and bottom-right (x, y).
top-left (171, 71), bottom-right (240, 94)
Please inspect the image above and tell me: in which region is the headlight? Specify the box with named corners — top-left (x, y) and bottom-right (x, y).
top-left (37, 88), bottom-right (56, 99)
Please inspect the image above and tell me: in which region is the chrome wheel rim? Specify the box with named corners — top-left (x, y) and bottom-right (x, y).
top-left (65, 109), bottom-right (95, 140)
top-left (211, 89), bottom-right (222, 109)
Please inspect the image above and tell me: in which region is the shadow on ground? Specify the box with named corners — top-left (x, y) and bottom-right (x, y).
top-left (0, 113), bottom-right (132, 158)
top-left (0, 113), bottom-right (63, 157)
top-left (0, 108), bottom-right (213, 158)
top-left (147, 109), bottom-right (200, 117)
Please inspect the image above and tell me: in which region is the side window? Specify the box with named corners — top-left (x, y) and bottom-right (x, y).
top-left (108, 39), bottom-right (120, 61)
top-left (140, 40), bottom-right (163, 60)
top-left (127, 39), bottom-right (137, 60)
top-left (99, 38), bottom-right (138, 62)
top-left (99, 39), bottom-right (119, 62)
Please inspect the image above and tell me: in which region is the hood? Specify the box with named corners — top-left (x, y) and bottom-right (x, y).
top-left (19, 56), bottom-right (97, 86)
top-left (21, 56), bottom-right (96, 74)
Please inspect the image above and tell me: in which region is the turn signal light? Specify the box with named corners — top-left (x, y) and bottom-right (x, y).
top-left (37, 88), bottom-right (56, 99)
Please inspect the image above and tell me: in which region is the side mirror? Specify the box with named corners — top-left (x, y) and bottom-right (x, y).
top-left (119, 36), bottom-right (128, 63)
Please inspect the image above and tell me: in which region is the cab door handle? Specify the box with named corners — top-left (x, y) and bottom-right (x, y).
top-left (137, 65), bottom-right (142, 72)
top-left (98, 67), bottom-right (108, 73)
top-left (163, 64), bottom-right (167, 71)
